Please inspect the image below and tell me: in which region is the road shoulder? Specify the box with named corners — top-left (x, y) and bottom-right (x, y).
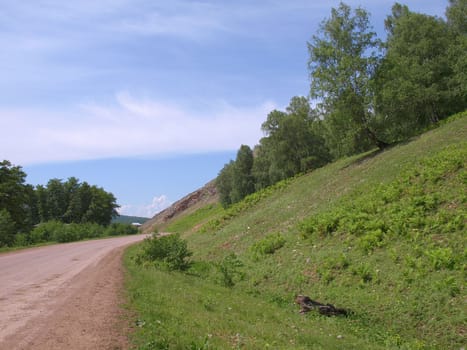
top-left (2, 246), bottom-right (131, 350)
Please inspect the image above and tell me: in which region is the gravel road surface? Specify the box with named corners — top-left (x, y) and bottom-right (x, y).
top-left (0, 234), bottom-right (148, 349)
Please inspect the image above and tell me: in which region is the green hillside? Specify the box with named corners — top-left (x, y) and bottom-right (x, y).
top-left (124, 113), bottom-right (466, 349)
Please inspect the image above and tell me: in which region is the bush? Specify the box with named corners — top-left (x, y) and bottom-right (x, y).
top-left (53, 224), bottom-right (80, 243)
top-left (30, 221), bottom-right (62, 243)
top-left (250, 233), bottom-right (286, 260)
top-left (425, 248), bottom-right (456, 270)
top-left (217, 253), bottom-right (244, 287)
top-left (14, 233), bottom-right (30, 246)
top-left (105, 223), bottom-right (138, 236)
top-left (29, 221), bottom-right (106, 243)
top-left (137, 234), bottom-right (193, 271)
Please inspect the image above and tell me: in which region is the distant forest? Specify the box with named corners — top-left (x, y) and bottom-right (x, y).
top-left (112, 215), bottom-right (149, 225)
top-left (217, 1), bottom-right (466, 207)
top-left (0, 164), bottom-right (124, 247)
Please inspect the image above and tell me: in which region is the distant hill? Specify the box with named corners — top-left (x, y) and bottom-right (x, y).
top-left (141, 180), bottom-right (218, 234)
top-left (112, 215), bottom-right (150, 225)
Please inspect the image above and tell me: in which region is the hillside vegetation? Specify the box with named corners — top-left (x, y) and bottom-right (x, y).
top-left (215, 1), bottom-right (466, 208)
top-left (124, 113), bottom-right (466, 349)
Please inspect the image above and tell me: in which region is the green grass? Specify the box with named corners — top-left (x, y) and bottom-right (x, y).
top-left (124, 244), bottom-right (382, 350)
top-left (124, 112), bottom-right (467, 349)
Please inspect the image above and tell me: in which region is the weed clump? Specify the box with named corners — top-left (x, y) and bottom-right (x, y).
top-left (249, 233), bottom-right (286, 260)
top-left (217, 253), bottom-right (244, 287)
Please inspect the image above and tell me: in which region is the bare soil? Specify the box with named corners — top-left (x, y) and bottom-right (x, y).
top-left (0, 235), bottom-right (148, 350)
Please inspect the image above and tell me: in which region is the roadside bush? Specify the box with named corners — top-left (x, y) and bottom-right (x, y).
top-left (52, 223), bottom-right (103, 242)
top-left (14, 233), bottom-right (30, 246)
top-left (137, 234), bottom-right (193, 271)
top-left (29, 221), bottom-right (106, 243)
top-left (30, 221), bottom-right (62, 243)
top-left (54, 224), bottom-right (80, 242)
top-left (105, 223), bottom-right (138, 236)
top-left (11, 221), bottom-right (136, 248)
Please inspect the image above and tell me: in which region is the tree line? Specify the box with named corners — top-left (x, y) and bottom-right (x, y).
top-left (0, 160), bottom-right (120, 247)
top-left (218, 1), bottom-right (466, 207)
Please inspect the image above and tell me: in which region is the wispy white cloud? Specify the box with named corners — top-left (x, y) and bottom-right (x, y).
top-left (115, 7), bottom-right (229, 40)
top-left (0, 92), bottom-right (275, 165)
top-left (118, 194), bottom-right (171, 217)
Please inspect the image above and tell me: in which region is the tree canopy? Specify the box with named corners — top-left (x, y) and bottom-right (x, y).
top-left (0, 161), bottom-right (120, 247)
top-left (308, 2), bottom-right (385, 158)
top-left (36, 177), bottom-right (119, 226)
top-left (374, 3), bottom-right (466, 140)
top-left (216, 1), bottom-right (466, 207)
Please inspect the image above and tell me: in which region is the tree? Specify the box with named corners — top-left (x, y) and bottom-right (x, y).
top-left (36, 185), bottom-right (49, 222)
top-left (308, 2), bottom-right (386, 158)
top-left (251, 141), bottom-right (275, 190)
top-left (230, 145), bottom-right (255, 203)
top-left (24, 184), bottom-right (39, 229)
top-left (217, 161), bottom-right (235, 208)
top-left (445, 0), bottom-right (467, 110)
top-left (216, 145), bottom-right (255, 207)
top-left (446, 0), bottom-right (467, 34)
top-left (82, 185), bottom-right (119, 226)
top-left (253, 97), bottom-right (331, 188)
top-left (374, 4), bottom-right (466, 139)
top-left (0, 209), bottom-right (16, 247)
top-left (45, 179), bottom-right (67, 221)
top-left (63, 177), bottom-right (83, 223)
top-left (0, 160), bottom-right (31, 235)
top-left (36, 178), bottom-right (118, 226)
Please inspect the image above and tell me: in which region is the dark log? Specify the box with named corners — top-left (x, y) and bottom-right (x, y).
top-left (295, 295), bottom-right (348, 316)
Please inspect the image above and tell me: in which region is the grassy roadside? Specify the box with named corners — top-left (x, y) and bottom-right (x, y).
top-left (123, 113), bottom-right (466, 349)
top-left (124, 244), bottom-right (382, 349)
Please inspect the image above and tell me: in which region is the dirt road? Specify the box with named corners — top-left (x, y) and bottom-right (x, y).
top-left (0, 234), bottom-right (148, 349)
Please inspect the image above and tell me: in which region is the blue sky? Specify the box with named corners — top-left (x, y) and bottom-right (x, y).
top-left (0, 0), bottom-right (446, 217)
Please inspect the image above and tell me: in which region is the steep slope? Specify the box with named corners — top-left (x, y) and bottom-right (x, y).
top-left (141, 180), bottom-right (218, 234)
top-left (125, 113), bottom-right (466, 349)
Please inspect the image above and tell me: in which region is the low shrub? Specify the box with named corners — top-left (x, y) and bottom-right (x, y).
top-left (136, 233), bottom-right (193, 271)
top-left (30, 221), bottom-right (62, 243)
top-left (425, 247), bottom-right (456, 270)
top-left (250, 233), bottom-right (286, 260)
top-left (29, 221), bottom-right (110, 243)
top-left (217, 253), bottom-right (244, 287)
top-left (14, 233), bottom-right (30, 246)
top-left (105, 223), bottom-right (138, 236)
